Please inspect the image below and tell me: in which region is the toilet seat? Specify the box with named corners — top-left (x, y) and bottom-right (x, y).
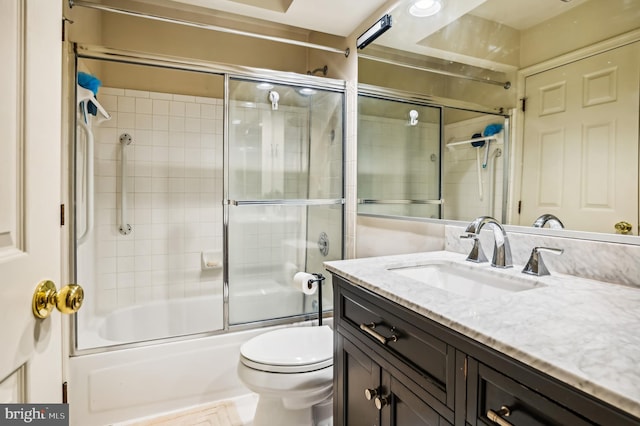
top-left (240, 325), bottom-right (333, 373)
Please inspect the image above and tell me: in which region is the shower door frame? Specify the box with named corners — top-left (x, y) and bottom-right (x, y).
top-left (356, 84), bottom-right (511, 224)
top-left (223, 75), bottom-right (346, 329)
top-left (70, 43), bottom-right (346, 356)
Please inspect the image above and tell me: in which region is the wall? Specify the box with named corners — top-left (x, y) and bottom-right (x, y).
top-left (66, 0), bottom-right (351, 80)
top-left (356, 215), bottom-right (444, 258)
top-left (520, 0), bottom-right (640, 67)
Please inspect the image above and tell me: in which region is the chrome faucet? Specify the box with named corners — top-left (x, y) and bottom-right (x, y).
top-left (463, 216), bottom-right (512, 268)
top-left (532, 214), bottom-right (564, 229)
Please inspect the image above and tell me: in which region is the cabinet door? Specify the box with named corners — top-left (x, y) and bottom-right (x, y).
top-left (381, 371), bottom-right (452, 426)
top-left (337, 333), bottom-right (382, 426)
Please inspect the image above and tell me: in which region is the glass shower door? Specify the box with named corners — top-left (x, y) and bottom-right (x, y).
top-left (227, 78), bottom-right (344, 326)
top-left (73, 58), bottom-right (225, 350)
top-left (357, 94), bottom-right (442, 218)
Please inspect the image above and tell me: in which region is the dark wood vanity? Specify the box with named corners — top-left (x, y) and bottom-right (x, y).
top-left (332, 275), bottom-right (640, 426)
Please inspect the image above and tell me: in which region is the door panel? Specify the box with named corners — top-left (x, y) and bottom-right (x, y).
top-left (382, 373), bottom-right (446, 426)
top-left (341, 336), bottom-right (381, 426)
top-left (0, 0), bottom-right (62, 402)
top-left (520, 42), bottom-right (640, 234)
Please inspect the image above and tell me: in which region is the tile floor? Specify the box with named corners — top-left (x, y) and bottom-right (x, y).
top-left (117, 394), bottom-right (258, 426)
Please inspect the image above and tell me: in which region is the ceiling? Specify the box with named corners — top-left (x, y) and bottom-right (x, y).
top-left (154, 0), bottom-right (589, 71)
top-left (469, 0), bottom-right (589, 30)
top-left (167, 0), bottom-right (588, 38)
top-left (165, 0), bottom-right (391, 37)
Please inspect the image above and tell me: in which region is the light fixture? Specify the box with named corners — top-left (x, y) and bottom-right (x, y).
top-left (409, 0), bottom-right (442, 17)
top-left (298, 88), bottom-right (317, 96)
top-left (356, 14), bottom-right (392, 50)
top-left (256, 82), bottom-right (274, 90)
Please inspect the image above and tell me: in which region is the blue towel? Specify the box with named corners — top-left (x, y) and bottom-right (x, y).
top-left (78, 72), bottom-right (102, 116)
top-left (483, 123), bottom-right (503, 137)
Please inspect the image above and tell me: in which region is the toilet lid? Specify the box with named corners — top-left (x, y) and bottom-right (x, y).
top-left (240, 326), bottom-right (333, 373)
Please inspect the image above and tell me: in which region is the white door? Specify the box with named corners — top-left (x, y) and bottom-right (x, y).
top-left (519, 42), bottom-right (640, 234)
top-left (0, 0), bottom-right (63, 402)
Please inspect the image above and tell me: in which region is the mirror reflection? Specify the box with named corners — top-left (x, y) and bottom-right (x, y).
top-left (357, 90), bottom-right (508, 223)
top-left (357, 0), bottom-right (640, 236)
top-left (357, 93), bottom-right (441, 218)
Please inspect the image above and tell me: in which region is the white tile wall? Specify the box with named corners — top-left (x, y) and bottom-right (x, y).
top-left (443, 116), bottom-right (505, 222)
top-left (93, 87), bottom-right (224, 312)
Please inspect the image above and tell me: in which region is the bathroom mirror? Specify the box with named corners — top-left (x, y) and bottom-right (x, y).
top-left (357, 0), bottom-right (640, 236)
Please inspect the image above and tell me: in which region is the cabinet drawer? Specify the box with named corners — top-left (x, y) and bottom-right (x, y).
top-left (337, 282), bottom-right (454, 408)
top-left (474, 363), bottom-right (593, 426)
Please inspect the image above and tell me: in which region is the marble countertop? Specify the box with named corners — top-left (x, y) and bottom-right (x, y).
top-left (324, 250), bottom-right (640, 419)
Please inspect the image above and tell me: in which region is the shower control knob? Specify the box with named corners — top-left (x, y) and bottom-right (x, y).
top-left (364, 388), bottom-right (378, 400)
top-left (32, 280), bottom-right (85, 319)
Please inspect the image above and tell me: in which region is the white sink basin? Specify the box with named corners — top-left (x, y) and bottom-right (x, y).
top-left (388, 260), bottom-right (545, 299)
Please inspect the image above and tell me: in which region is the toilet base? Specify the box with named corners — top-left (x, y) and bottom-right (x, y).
top-left (252, 395), bottom-right (332, 426)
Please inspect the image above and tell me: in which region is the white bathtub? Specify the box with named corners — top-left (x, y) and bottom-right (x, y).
top-left (97, 296), bottom-right (224, 343)
top-left (69, 284), bottom-right (308, 425)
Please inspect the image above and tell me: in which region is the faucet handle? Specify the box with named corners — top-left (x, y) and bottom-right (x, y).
top-left (460, 234), bottom-right (488, 263)
top-left (522, 247), bottom-right (564, 276)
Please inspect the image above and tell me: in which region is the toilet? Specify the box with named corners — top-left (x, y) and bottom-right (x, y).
top-left (237, 325), bottom-right (334, 426)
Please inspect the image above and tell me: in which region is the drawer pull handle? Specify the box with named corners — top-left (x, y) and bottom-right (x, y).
top-left (487, 406), bottom-right (513, 426)
top-left (359, 322), bottom-right (398, 345)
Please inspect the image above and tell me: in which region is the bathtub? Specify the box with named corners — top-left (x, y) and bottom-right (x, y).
top-left (69, 283), bottom-right (309, 425)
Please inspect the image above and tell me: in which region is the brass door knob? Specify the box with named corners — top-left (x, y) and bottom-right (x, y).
top-left (32, 280), bottom-right (84, 319)
top-left (615, 221), bottom-right (633, 234)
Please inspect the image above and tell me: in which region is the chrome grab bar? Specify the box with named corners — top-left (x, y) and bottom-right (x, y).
top-left (359, 322), bottom-right (398, 345)
top-left (118, 133), bottom-right (132, 235)
top-left (76, 120), bottom-right (94, 244)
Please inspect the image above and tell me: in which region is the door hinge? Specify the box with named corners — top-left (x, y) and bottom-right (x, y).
top-left (521, 97), bottom-right (527, 112)
top-left (60, 204), bottom-right (65, 226)
top-left (517, 200), bottom-right (522, 214)
top-left (62, 17), bottom-right (73, 42)
top-left (62, 382), bottom-right (68, 403)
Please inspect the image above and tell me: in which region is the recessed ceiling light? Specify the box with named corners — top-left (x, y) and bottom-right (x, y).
top-left (409, 0), bottom-right (442, 17)
top-left (256, 82), bottom-right (274, 90)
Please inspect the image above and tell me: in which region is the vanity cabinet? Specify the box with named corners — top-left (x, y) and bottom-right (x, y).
top-left (332, 275), bottom-right (640, 426)
top-left (334, 279), bottom-right (459, 425)
top-left (336, 333), bottom-right (452, 425)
